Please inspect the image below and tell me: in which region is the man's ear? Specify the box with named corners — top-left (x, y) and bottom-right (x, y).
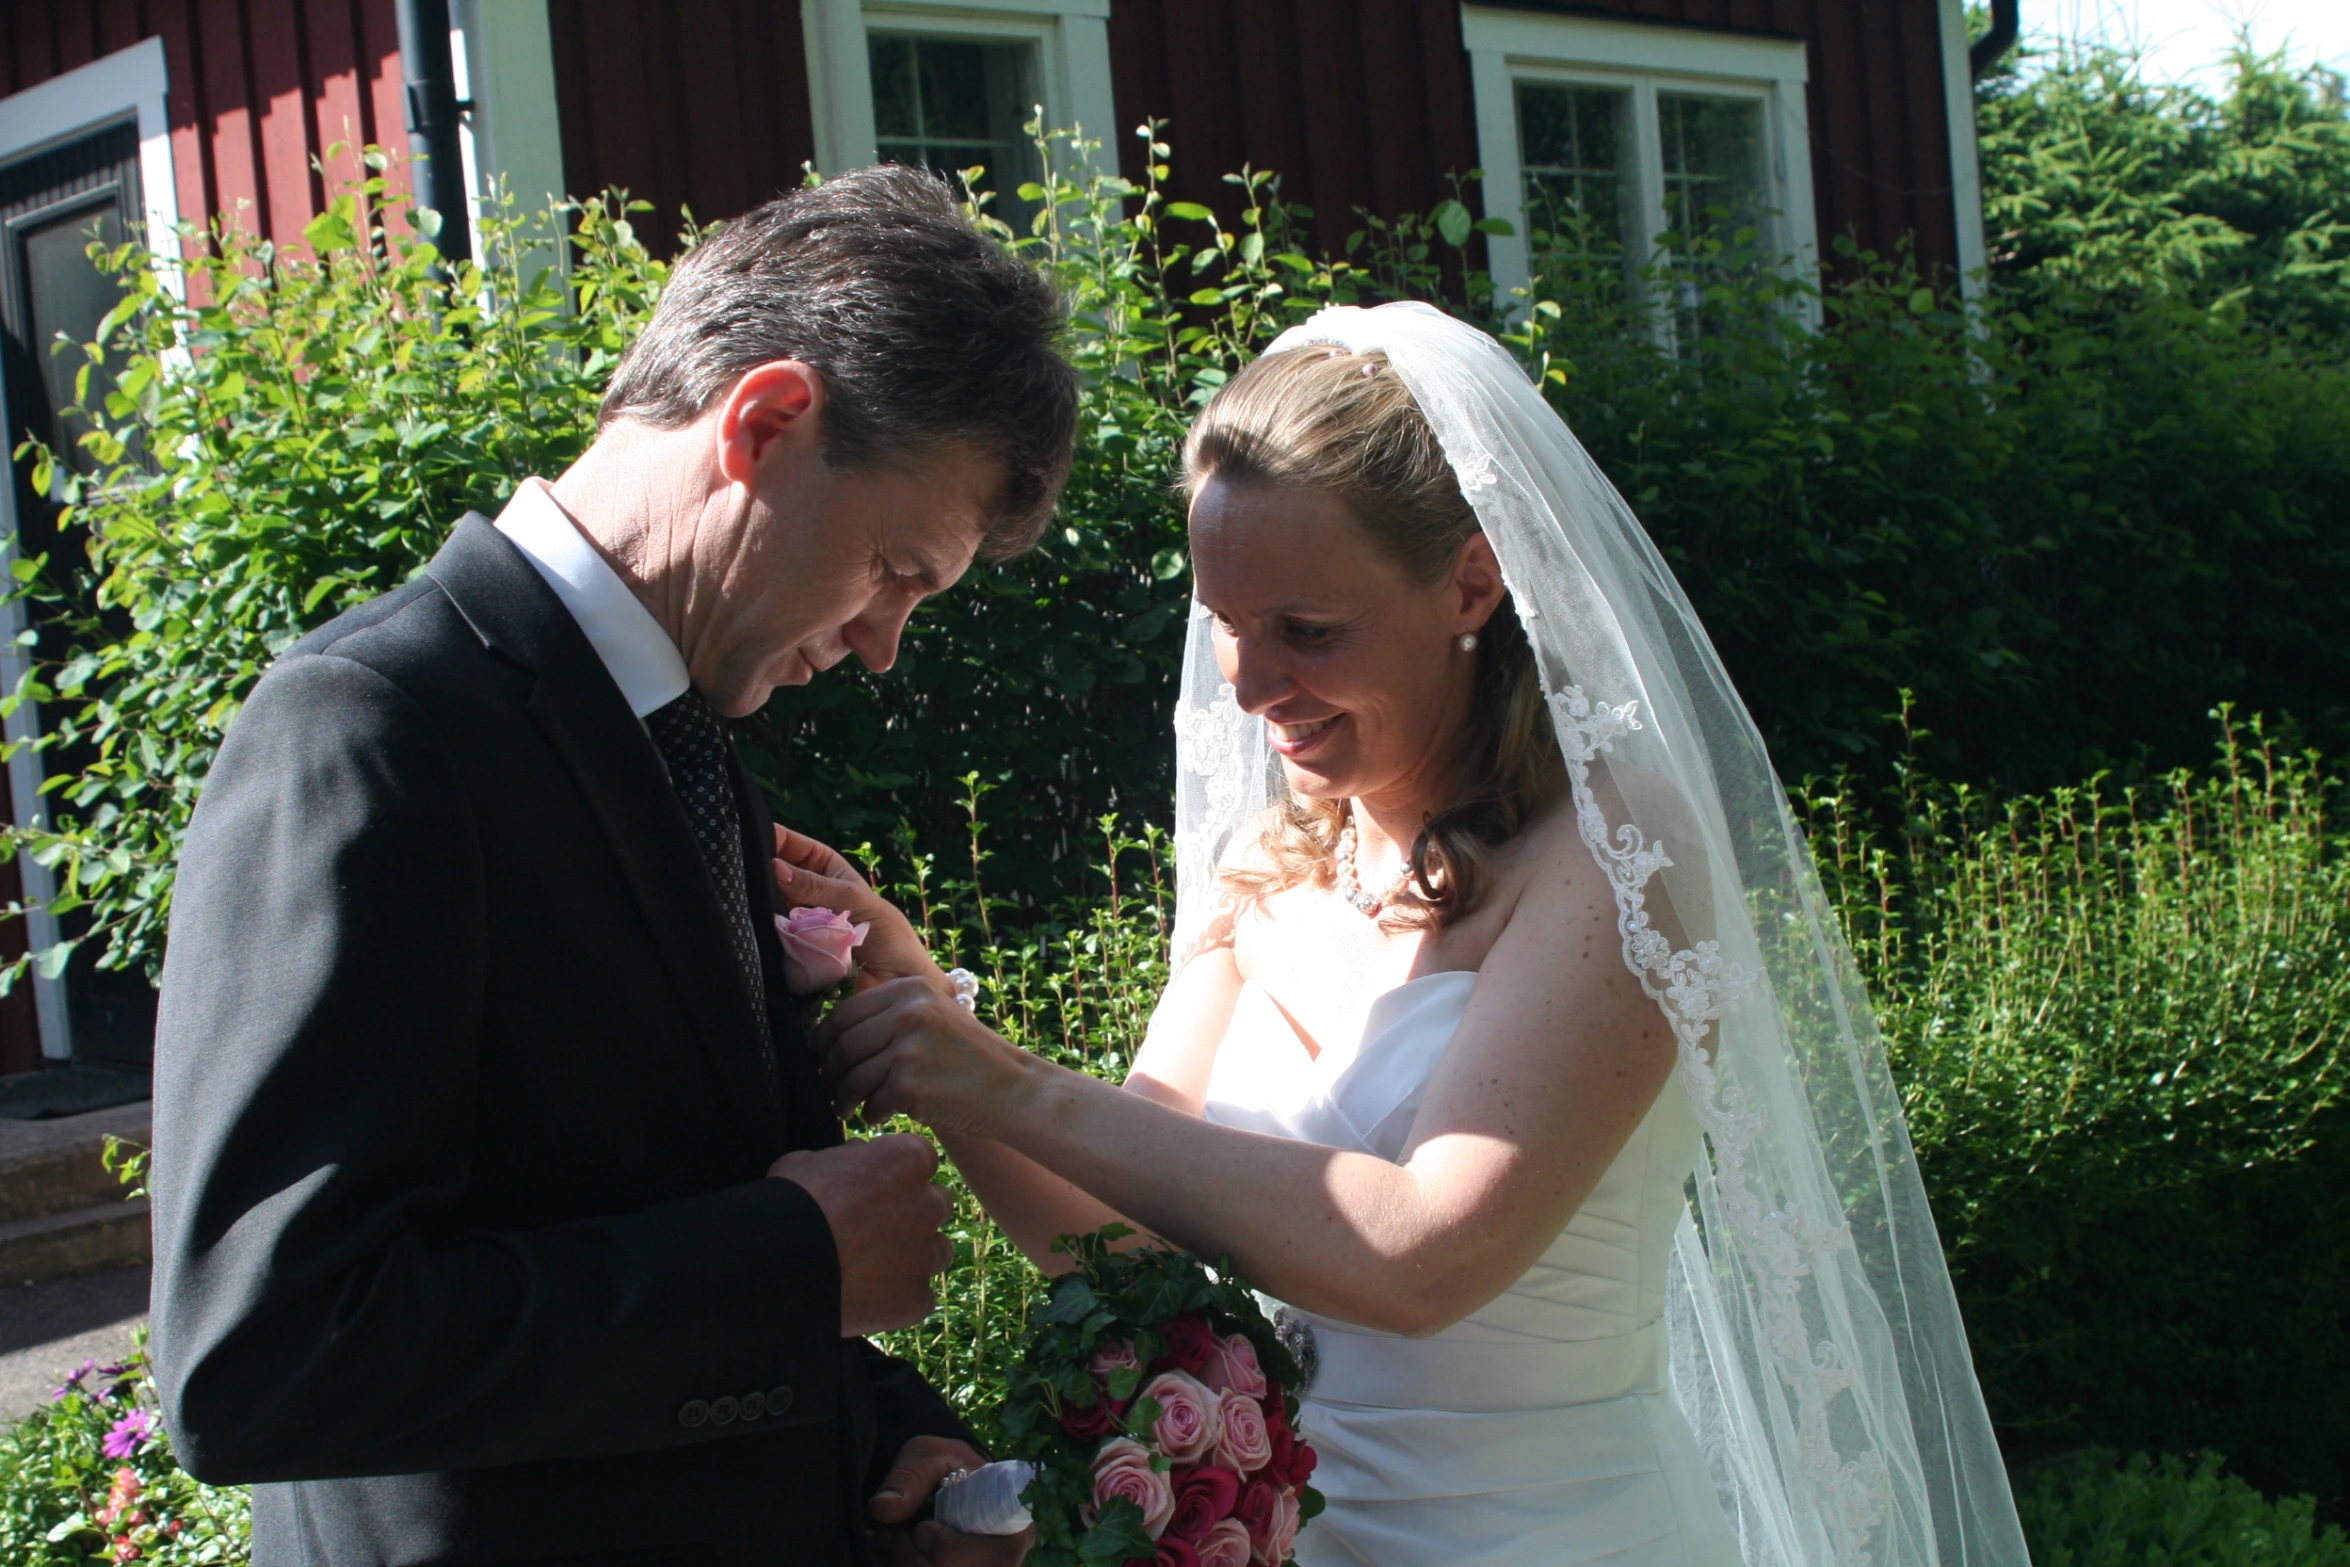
top-left (1453, 528), bottom-right (1506, 633)
top-left (714, 360), bottom-right (825, 483)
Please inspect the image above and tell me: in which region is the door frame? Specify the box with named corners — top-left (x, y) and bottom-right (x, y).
top-left (0, 37), bottom-right (180, 1059)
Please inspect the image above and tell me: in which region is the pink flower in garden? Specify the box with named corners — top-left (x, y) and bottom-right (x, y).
top-left (1195, 1518), bottom-right (1254, 1567)
top-left (1212, 1391), bottom-right (1272, 1475)
top-left (1086, 1436), bottom-right (1176, 1539)
top-left (1139, 1370), bottom-right (1223, 1465)
top-left (775, 906), bottom-right (867, 992)
top-left (102, 1410), bottom-right (154, 1459)
top-left (1199, 1333), bottom-right (1267, 1399)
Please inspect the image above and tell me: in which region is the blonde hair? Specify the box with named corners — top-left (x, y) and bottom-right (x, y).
top-left (1181, 345), bottom-right (1563, 925)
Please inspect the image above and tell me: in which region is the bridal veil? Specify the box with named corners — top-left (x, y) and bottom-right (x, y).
top-left (1168, 302), bottom-right (2029, 1567)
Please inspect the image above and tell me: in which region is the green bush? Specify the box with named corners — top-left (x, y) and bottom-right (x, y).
top-left (6, 158), bottom-right (665, 980)
top-left (0, 1334), bottom-right (250, 1564)
top-left (1804, 715), bottom-right (2350, 1505)
top-left (2017, 1452), bottom-right (2350, 1566)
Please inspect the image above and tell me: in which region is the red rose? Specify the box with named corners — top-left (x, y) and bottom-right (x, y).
top-left (1265, 1422), bottom-right (1294, 1479)
top-left (1062, 1389), bottom-right (1119, 1439)
top-left (1164, 1313), bottom-right (1216, 1375)
top-left (1286, 1439), bottom-right (1318, 1489)
top-left (1167, 1464), bottom-right (1243, 1539)
top-left (1154, 1540), bottom-right (1203, 1567)
top-left (1233, 1478), bottom-right (1281, 1561)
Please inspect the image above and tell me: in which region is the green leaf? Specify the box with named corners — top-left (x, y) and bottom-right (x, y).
top-left (1433, 198), bottom-right (1474, 248)
top-left (1164, 201), bottom-right (1216, 222)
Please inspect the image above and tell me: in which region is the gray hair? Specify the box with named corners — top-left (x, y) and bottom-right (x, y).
top-left (599, 165), bottom-right (1079, 556)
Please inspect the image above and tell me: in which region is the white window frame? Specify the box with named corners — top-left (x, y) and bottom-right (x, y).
top-left (1936, 0), bottom-right (1990, 298)
top-left (801, 0), bottom-right (1119, 186)
top-left (0, 36), bottom-right (182, 1058)
top-left (453, 0), bottom-right (568, 225)
top-left (1463, 6), bottom-right (1817, 314)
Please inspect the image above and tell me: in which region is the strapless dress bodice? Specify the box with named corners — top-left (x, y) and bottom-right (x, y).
top-left (1204, 970), bottom-right (1740, 1566)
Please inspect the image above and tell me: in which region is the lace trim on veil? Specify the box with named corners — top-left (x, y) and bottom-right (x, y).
top-left (1551, 685), bottom-right (1891, 1563)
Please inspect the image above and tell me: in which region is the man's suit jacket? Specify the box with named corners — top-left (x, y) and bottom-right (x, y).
top-left (149, 515), bottom-right (965, 1566)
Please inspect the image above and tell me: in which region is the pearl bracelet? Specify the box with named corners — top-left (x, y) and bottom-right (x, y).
top-left (947, 968), bottom-right (980, 1011)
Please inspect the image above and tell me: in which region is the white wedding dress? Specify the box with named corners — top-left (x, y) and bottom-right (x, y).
top-left (1203, 970), bottom-right (1742, 1567)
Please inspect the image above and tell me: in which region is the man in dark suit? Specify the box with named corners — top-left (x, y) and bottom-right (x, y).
top-left (147, 167), bottom-right (1078, 1567)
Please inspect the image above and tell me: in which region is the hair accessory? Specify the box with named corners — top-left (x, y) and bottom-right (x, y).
top-left (947, 968), bottom-right (980, 1011)
top-left (1458, 632), bottom-right (1478, 652)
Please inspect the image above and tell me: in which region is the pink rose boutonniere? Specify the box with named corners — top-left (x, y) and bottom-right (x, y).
top-left (775, 905), bottom-right (868, 992)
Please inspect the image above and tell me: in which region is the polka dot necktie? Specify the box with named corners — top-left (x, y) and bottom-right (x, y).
top-left (645, 689), bottom-right (766, 1020)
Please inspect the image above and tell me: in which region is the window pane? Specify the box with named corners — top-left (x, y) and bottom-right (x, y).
top-left (1515, 81), bottom-right (1630, 255)
top-left (870, 35), bottom-right (920, 140)
top-left (865, 34), bottom-right (1039, 226)
top-left (1657, 93), bottom-right (1766, 249)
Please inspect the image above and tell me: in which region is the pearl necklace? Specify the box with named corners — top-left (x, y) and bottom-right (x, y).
top-left (1334, 813), bottom-right (1414, 917)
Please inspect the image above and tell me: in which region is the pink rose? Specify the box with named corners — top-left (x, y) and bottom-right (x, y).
top-left (1091, 1338), bottom-right (1143, 1377)
top-left (1166, 1465), bottom-right (1242, 1541)
top-left (1233, 1479), bottom-right (1280, 1562)
top-left (1196, 1518), bottom-right (1254, 1567)
top-left (1258, 1487), bottom-right (1301, 1566)
top-left (1200, 1333), bottom-right (1268, 1398)
top-left (1140, 1370), bottom-right (1223, 1465)
top-left (775, 905), bottom-right (867, 992)
top-left (1213, 1391), bottom-right (1272, 1475)
top-left (1087, 1436), bottom-right (1175, 1539)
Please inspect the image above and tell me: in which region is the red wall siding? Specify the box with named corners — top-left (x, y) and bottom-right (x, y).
top-left (1110, 0), bottom-right (1483, 262)
top-left (0, 0), bottom-right (413, 252)
top-left (549, 0), bottom-right (816, 256)
top-left (1112, 0), bottom-right (1966, 278)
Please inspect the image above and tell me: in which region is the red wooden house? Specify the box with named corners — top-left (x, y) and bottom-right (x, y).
top-left (0, 0), bottom-right (1999, 1073)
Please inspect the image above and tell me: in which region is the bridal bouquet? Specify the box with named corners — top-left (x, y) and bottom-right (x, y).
top-left (994, 1227), bottom-right (1322, 1566)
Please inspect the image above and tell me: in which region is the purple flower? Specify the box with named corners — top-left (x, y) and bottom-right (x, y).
top-left (101, 1410), bottom-right (154, 1459)
top-left (51, 1360), bottom-right (99, 1402)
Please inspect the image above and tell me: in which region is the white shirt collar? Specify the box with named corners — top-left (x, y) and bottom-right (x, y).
top-left (493, 477), bottom-right (691, 719)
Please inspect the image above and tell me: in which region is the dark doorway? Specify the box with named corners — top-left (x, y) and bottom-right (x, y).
top-left (0, 117), bottom-right (158, 1073)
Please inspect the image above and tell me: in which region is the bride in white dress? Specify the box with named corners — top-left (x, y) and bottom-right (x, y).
top-left (803, 304), bottom-right (2027, 1567)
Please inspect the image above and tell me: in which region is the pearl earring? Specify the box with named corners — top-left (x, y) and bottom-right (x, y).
top-left (1458, 633), bottom-right (1478, 652)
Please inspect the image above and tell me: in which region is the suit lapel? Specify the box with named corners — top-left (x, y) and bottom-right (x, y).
top-left (426, 515), bottom-right (783, 1151)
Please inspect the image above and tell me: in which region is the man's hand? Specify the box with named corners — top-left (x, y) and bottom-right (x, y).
top-left (869, 1436), bottom-right (1035, 1567)
top-left (767, 1135), bottom-right (953, 1336)
top-left (773, 826), bottom-right (947, 994)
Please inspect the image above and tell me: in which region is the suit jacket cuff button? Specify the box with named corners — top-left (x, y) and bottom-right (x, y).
top-left (678, 1399), bottom-right (710, 1429)
top-left (767, 1384), bottom-right (794, 1418)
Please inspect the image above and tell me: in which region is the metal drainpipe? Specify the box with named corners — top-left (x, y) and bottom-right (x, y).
top-left (1971, 0), bottom-right (2021, 80)
top-left (393, 0), bottom-right (473, 265)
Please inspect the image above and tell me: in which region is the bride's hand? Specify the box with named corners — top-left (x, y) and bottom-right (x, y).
top-left (772, 826), bottom-right (945, 994)
top-left (813, 976), bottom-right (1037, 1137)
